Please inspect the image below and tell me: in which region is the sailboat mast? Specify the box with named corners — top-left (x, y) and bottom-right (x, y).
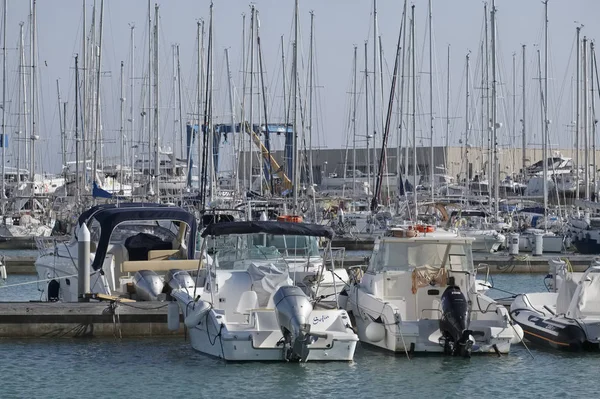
top-left (1, 0), bottom-right (6, 207)
top-left (522, 45), bottom-right (526, 179)
top-left (397, 0), bottom-right (408, 201)
top-left (82, 0), bottom-right (86, 180)
top-left (372, 0), bottom-right (378, 194)
top-left (575, 25), bottom-right (581, 202)
top-left (248, 5), bottom-right (255, 194)
top-left (445, 44), bottom-right (450, 189)
top-left (543, 0), bottom-right (549, 214)
top-left (56, 80), bottom-right (65, 173)
top-left (18, 21), bottom-right (26, 189)
top-left (119, 60), bottom-right (125, 194)
top-left (308, 11), bottom-right (315, 201)
top-left (176, 45), bottom-right (183, 185)
top-left (257, 10), bottom-right (274, 194)
top-left (464, 52), bottom-right (470, 181)
top-left (584, 36), bottom-right (589, 201)
top-left (153, 4), bottom-right (160, 197)
top-left (592, 41), bottom-right (598, 199)
top-left (428, 0), bottom-right (434, 201)
top-left (491, 0), bottom-right (499, 216)
top-left (92, 0), bottom-right (104, 189)
top-left (30, 0), bottom-right (37, 181)
top-left (365, 42), bottom-right (370, 192)
top-left (75, 55), bottom-right (80, 202)
top-left (225, 47), bottom-right (238, 194)
top-left (352, 45), bottom-right (357, 194)
top-left (292, 0), bottom-right (299, 211)
top-left (411, 5), bottom-right (417, 220)
top-left (129, 24), bottom-right (135, 189)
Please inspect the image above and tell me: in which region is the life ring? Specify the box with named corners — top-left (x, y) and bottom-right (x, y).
top-left (276, 215), bottom-right (303, 223)
top-left (415, 224), bottom-right (435, 233)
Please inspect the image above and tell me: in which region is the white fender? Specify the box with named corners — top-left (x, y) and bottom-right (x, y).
top-left (365, 321), bottom-right (386, 342)
top-left (184, 300), bottom-right (212, 328)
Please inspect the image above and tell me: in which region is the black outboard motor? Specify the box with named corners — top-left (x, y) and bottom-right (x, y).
top-left (439, 276), bottom-right (474, 357)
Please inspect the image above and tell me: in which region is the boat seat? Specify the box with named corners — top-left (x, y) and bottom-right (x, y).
top-left (121, 259), bottom-right (201, 273)
top-left (236, 291), bottom-right (259, 315)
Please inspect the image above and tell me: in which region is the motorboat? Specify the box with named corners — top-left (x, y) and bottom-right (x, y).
top-left (340, 226), bottom-right (520, 356)
top-left (35, 203), bottom-right (200, 302)
top-left (510, 258), bottom-right (600, 350)
top-left (167, 220), bottom-right (358, 361)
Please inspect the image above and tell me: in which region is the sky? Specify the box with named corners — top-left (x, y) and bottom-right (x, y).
top-left (2, 0), bottom-right (600, 176)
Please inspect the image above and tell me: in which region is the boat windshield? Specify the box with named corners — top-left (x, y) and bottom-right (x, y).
top-left (251, 234), bottom-right (320, 257)
top-left (89, 220), bottom-right (180, 244)
top-left (370, 240), bottom-right (473, 273)
top-left (209, 234), bottom-right (298, 272)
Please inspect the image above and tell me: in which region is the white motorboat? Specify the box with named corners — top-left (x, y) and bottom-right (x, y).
top-left (341, 226), bottom-right (520, 356)
top-left (35, 203), bottom-right (200, 302)
top-left (168, 221), bottom-right (358, 362)
top-left (510, 258), bottom-right (600, 350)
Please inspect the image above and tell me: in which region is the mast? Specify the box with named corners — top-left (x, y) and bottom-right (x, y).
top-left (364, 41), bottom-right (370, 192)
top-left (584, 36), bottom-right (589, 201)
top-left (398, 0), bottom-right (408, 201)
top-left (428, 0), bottom-right (434, 200)
top-left (17, 21), bottom-right (26, 188)
top-left (491, 0), bottom-right (499, 216)
top-left (82, 0), bottom-right (86, 184)
top-left (575, 25), bottom-right (581, 202)
top-left (445, 44), bottom-right (450, 191)
top-left (119, 60), bottom-right (125, 194)
top-left (372, 0), bottom-right (378, 194)
top-left (225, 47), bottom-right (238, 194)
top-left (75, 55), bottom-right (80, 203)
top-left (146, 0), bottom-right (152, 195)
top-left (411, 5), bottom-right (417, 220)
top-left (512, 51), bottom-right (516, 177)
top-left (592, 41), bottom-right (598, 199)
top-left (292, 0), bottom-right (299, 210)
top-left (1, 0), bottom-right (6, 208)
top-left (352, 45), bottom-right (358, 194)
top-left (30, 0), bottom-right (37, 181)
top-left (464, 52), bottom-right (470, 181)
top-left (129, 24), bottom-right (135, 189)
top-left (484, 2), bottom-right (490, 203)
top-left (195, 20), bottom-right (203, 190)
top-left (307, 11), bottom-right (315, 201)
top-left (56, 80), bottom-right (65, 174)
top-left (92, 0), bottom-right (104, 189)
top-left (543, 0), bottom-right (549, 217)
top-left (256, 10), bottom-right (274, 194)
top-left (248, 5), bottom-right (255, 194)
top-left (522, 45), bottom-right (527, 179)
top-left (153, 4), bottom-right (159, 197)
top-left (176, 44), bottom-right (183, 179)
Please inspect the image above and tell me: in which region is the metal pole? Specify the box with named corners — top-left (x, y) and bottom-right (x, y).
top-left (522, 45), bottom-right (527, 179)
top-left (411, 5), bottom-right (417, 220)
top-left (428, 0), bottom-right (434, 201)
top-left (576, 26), bottom-right (581, 202)
top-left (77, 223), bottom-right (91, 301)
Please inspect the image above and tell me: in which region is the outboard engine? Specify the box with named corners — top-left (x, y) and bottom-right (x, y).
top-left (133, 270), bottom-right (163, 301)
top-left (439, 277), bottom-right (474, 357)
top-left (273, 286), bottom-right (314, 362)
top-left (164, 269), bottom-right (195, 294)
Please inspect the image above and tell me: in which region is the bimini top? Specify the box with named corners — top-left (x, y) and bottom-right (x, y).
top-left (77, 202), bottom-right (170, 228)
top-left (201, 220), bottom-right (334, 240)
top-left (79, 203), bottom-right (197, 271)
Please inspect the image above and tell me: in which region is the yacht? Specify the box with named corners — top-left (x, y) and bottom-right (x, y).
top-left (340, 226), bottom-right (520, 356)
top-left (35, 203), bottom-right (200, 302)
top-left (167, 220), bottom-right (358, 361)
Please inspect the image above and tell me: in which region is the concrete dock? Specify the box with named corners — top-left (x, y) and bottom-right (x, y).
top-left (0, 301), bottom-right (183, 338)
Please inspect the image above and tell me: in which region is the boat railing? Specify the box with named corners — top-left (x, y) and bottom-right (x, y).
top-left (34, 236), bottom-right (68, 257)
top-left (325, 247), bottom-right (346, 270)
top-left (476, 263), bottom-right (492, 290)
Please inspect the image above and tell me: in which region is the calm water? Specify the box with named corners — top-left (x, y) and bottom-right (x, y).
top-left (0, 273), bottom-right (598, 398)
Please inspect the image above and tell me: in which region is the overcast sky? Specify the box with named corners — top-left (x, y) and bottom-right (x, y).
top-left (2, 0), bottom-right (600, 175)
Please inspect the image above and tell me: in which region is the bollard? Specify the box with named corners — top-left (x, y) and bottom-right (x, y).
top-left (533, 233), bottom-right (544, 257)
top-left (508, 233), bottom-right (520, 255)
top-left (78, 223), bottom-right (91, 302)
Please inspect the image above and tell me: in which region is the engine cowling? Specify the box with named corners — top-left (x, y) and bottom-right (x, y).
top-left (273, 285), bottom-right (313, 361)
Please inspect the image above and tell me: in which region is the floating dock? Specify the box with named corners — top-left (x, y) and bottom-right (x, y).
top-left (0, 301), bottom-right (183, 338)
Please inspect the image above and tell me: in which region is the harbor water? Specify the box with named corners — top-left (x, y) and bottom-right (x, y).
top-left (1, 273), bottom-right (599, 398)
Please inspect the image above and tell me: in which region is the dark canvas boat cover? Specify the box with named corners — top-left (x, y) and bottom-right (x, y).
top-left (201, 220), bottom-right (334, 239)
top-left (78, 204), bottom-right (197, 271)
